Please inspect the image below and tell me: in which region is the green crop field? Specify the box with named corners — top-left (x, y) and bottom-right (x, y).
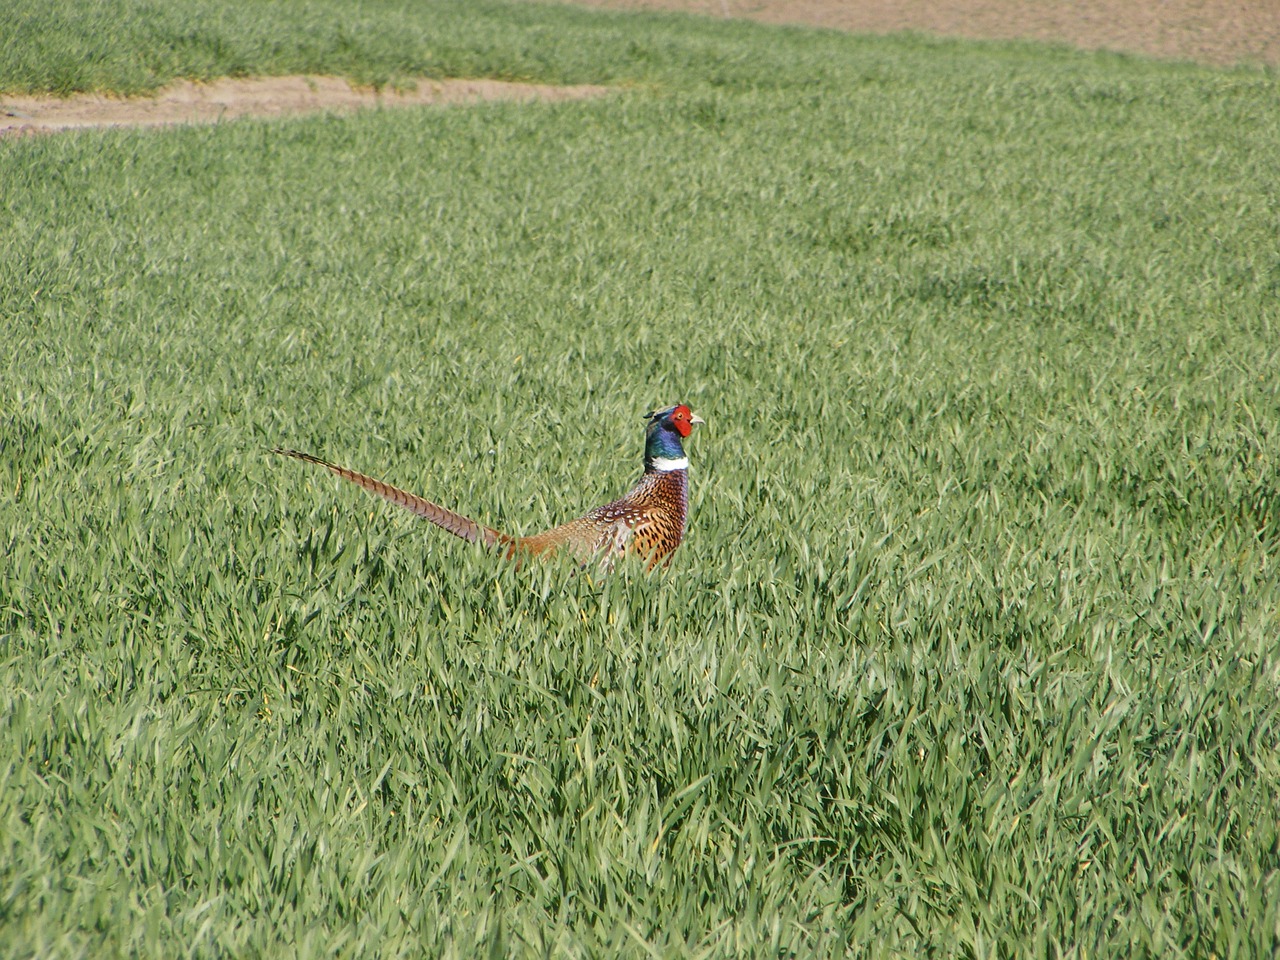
top-left (2, 1), bottom-right (1279, 956)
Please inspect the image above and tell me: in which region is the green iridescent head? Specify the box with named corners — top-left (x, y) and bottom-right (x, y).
top-left (642, 404), bottom-right (704, 470)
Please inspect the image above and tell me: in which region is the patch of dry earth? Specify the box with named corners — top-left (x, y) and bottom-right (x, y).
top-left (0, 75), bottom-right (608, 138)
top-left (556, 0), bottom-right (1280, 67)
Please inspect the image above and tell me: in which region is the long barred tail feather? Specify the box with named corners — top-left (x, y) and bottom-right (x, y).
top-left (270, 448), bottom-right (507, 549)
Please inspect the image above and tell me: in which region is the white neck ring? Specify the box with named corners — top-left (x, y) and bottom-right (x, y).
top-left (649, 456), bottom-right (688, 472)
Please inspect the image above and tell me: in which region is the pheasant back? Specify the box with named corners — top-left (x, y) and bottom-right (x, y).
top-left (516, 467), bottom-right (690, 569)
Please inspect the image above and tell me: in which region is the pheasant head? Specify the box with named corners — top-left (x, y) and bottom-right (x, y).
top-left (643, 403), bottom-right (704, 473)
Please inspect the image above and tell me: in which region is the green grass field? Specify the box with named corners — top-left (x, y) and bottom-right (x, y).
top-left (3, 1), bottom-right (1279, 956)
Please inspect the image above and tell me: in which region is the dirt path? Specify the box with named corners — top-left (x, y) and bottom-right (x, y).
top-left (0, 76), bottom-right (608, 139)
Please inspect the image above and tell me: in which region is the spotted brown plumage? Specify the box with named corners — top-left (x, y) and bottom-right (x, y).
top-left (272, 404), bottom-right (703, 571)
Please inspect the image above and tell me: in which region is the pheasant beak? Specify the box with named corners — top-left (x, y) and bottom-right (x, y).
top-left (690, 412), bottom-right (705, 426)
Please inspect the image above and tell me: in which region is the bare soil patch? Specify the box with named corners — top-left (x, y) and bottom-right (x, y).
top-left (558, 0), bottom-right (1280, 68)
top-left (0, 75), bottom-right (609, 139)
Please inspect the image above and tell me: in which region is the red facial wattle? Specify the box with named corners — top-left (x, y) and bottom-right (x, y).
top-left (671, 405), bottom-right (694, 437)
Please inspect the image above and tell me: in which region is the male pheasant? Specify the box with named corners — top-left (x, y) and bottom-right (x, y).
top-left (272, 404), bottom-right (704, 570)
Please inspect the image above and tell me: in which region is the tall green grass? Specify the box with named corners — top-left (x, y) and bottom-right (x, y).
top-left (3, 0), bottom-right (891, 96)
top-left (2, 2), bottom-right (1279, 957)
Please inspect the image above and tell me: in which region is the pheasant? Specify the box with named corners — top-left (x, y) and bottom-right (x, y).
top-left (271, 404), bottom-right (704, 571)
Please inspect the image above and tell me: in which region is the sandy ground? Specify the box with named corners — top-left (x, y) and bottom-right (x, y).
top-left (0, 76), bottom-right (607, 138)
top-left (563, 0), bottom-right (1280, 68)
top-left (1, 2), bottom-right (1271, 138)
